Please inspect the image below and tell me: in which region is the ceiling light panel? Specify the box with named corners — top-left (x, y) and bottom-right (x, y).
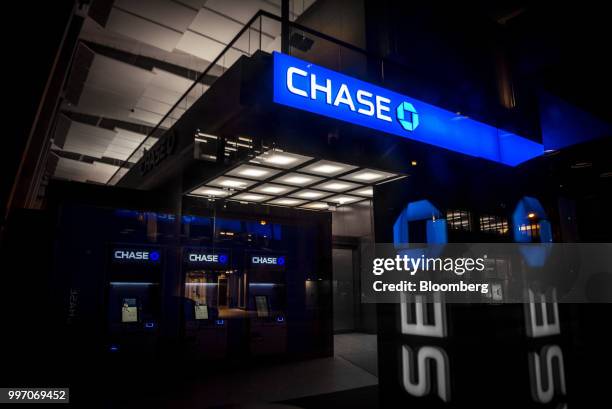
top-left (251, 151), bottom-right (313, 169)
top-left (225, 164), bottom-right (281, 180)
top-left (312, 180), bottom-right (363, 192)
top-left (289, 189), bottom-right (333, 200)
top-left (327, 195), bottom-right (363, 205)
top-left (271, 172), bottom-right (323, 187)
top-left (231, 193), bottom-right (273, 202)
top-left (340, 168), bottom-right (397, 183)
top-left (350, 187), bottom-right (374, 197)
top-left (190, 186), bottom-right (231, 197)
top-left (207, 176), bottom-right (256, 190)
top-left (299, 160), bottom-right (357, 177)
top-left (300, 202), bottom-right (330, 210)
top-left (267, 198), bottom-right (307, 207)
top-left (250, 183), bottom-right (297, 195)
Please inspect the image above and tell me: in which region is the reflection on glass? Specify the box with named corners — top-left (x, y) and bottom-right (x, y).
top-left (185, 272), bottom-right (215, 306)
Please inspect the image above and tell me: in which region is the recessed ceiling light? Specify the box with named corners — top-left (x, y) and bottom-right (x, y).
top-left (208, 176), bottom-right (255, 190)
top-left (327, 195), bottom-right (363, 205)
top-left (231, 193), bottom-right (272, 202)
top-left (250, 183), bottom-right (297, 195)
top-left (290, 189), bottom-right (333, 200)
top-left (267, 198), bottom-right (306, 206)
top-left (341, 169), bottom-right (396, 183)
top-left (313, 180), bottom-right (362, 192)
top-left (314, 164), bottom-right (342, 173)
top-left (272, 172), bottom-right (323, 187)
top-left (226, 165), bottom-right (280, 180)
top-left (300, 202), bottom-right (330, 210)
top-left (252, 151), bottom-right (312, 169)
top-left (299, 160), bottom-right (357, 176)
top-left (190, 186), bottom-right (231, 197)
top-left (351, 187), bottom-right (373, 197)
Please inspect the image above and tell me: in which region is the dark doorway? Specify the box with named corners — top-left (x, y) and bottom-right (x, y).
top-left (217, 276), bottom-right (228, 307)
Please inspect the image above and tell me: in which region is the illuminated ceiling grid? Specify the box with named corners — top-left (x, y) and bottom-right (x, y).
top-left (188, 150), bottom-right (402, 210)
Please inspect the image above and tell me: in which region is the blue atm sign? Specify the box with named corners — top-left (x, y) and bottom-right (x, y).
top-left (272, 52), bottom-right (543, 166)
top-left (186, 252), bottom-right (229, 265)
top-left (112, 247), bottom-right (161, 263)
top-left (249, 254), bottom-right (286, 270)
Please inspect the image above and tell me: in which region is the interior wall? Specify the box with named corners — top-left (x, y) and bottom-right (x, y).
top-left (332, 201), bottom-right (373, 237)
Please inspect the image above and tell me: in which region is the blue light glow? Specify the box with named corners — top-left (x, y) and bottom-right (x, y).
top-left (512, 196), bottom-right (550, 243)
top-left (393, 200), bottom-right (447, 258)
top-left (393, 200), bottom-right (444, 245)
top-left (426, 219), bottom-right (448, 244)
top-left (273, 52), bottom-right (543, 166)
top-left (512, 196), bottom-right (553, 267)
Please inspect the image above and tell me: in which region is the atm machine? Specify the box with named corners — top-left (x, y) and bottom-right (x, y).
top-left (246, 253), bottom-right (288, 356)
top-left (106, 244), bottom-right (163, 357)
top-left (181, 247), bottom-right (230, 360)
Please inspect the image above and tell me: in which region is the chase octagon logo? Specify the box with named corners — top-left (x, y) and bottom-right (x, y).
top-left (396, 101), bottom-right (419, 131)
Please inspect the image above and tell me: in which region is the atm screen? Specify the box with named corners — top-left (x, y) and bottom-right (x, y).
top-left (255, 295), bottom-right (269, 318)
top-left (195, 304), bottom-right (209, 320)
top-left (121, 298), bottom-right (138, 322)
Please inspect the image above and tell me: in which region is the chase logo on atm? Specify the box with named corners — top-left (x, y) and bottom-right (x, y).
top-left (252, 256), bottom-right (285, 265)
top-left (113, 249), bottom-right (160, 262)
top-left (188, 253), bottom-right (228, 264)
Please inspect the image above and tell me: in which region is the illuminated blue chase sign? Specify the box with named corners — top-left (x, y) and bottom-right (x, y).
top-left (272, 52), bottom-right (543, 166)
